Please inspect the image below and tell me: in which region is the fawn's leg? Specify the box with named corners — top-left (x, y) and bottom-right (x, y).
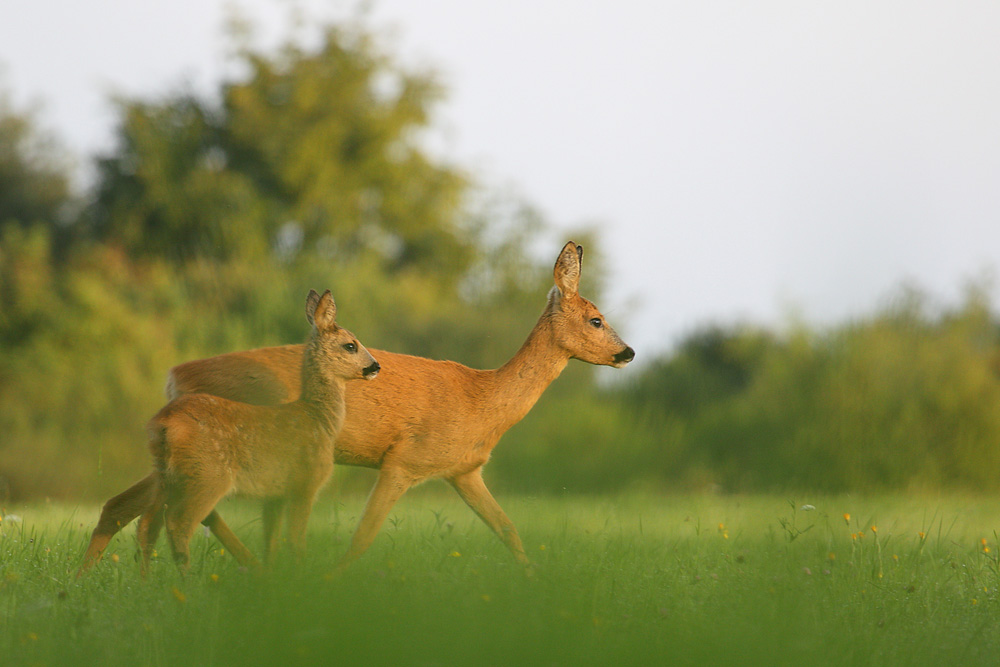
top-left (164, 479), bottom-right (229, 574)
top-left (285, 482), bottom-right (327, 560)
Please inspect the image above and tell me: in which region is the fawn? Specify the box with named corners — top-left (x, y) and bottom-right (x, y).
top-left (79, 290), bottom-right (379, 575)
top-left (80, 242), bottom-right (632, 574)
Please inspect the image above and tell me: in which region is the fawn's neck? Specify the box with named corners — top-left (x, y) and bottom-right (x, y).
top-left (298, 339), bottom-right (346, 433)
top-left (490, 311), bottom-right (569, 432)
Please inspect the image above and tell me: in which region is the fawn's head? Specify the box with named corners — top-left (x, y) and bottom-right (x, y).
top-left (545, 242), bottom-right (635, 368)
top-left (305, 290), bottom-right (380, 381)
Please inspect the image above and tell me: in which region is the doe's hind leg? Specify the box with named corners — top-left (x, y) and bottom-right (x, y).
top-left (261, 498), bottom-right (287, 565)
top-left (202, 510), bottom-right (261, 570)
top-left (77, 474), bottom-right (156, 577)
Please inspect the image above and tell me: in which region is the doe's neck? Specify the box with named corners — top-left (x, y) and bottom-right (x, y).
top-left (490, 312), bottom-right (570, 430)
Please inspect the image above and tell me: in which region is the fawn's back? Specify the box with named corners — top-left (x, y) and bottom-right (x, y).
top-left (147, 395), bottom-right (339, 497)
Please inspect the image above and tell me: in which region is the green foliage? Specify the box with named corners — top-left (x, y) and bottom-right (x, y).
top-left (0, 226), bottom-right (180, 498)
top-left (89, 93), bottom-right (271, 261)
top-left (625, 324), bottom-right (776, 417)
top-left (617, 285), bottom-right (1000, 493)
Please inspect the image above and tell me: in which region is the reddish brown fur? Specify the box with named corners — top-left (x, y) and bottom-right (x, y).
top-left (79, 242), bottom-right (632, 574)
top-left (78, 291), bottom-right (378, 575)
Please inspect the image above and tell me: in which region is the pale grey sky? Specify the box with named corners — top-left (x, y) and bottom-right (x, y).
top-left (3, 1), bottom-right (1000, 361)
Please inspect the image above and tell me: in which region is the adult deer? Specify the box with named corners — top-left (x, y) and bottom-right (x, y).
top-left (79, 242), bottom-right (633, 574)
top-left (79, 290), bottom-right (379, 575)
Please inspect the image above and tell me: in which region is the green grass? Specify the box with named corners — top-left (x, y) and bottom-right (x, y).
top-left (2, 489), bottom-right (1000, 666)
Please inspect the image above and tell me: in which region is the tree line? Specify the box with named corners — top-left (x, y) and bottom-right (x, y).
top-left (3, 18), bottom-right (1000, 501)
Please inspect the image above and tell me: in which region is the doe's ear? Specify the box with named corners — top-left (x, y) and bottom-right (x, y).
top-left (553, 241), bottom-right (583, 296)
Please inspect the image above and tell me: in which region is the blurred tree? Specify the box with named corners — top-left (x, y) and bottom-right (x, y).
top-left (88, 93), bottom-right (270, 262)
top-left (87, 24), bottom-right (469, 279)
top-left (615, 285), bottom-right (1000, 493)
top-left (0, 89), bottom-right (74, 345)
top-left (623, 324), bottom-right (777, 416)
top-left (0, 90), bottom-right (71, 230)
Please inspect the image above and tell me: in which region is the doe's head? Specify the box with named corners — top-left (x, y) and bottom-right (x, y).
top-left (306, 290), bottom-right (380, 380)
top-left (546, 242), bottom-right (635, 368)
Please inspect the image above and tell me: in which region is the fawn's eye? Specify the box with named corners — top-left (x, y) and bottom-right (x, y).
top-left (343, 342), bottom-right (357, 353)
top-left (589, 317), bottom-right (603, 329)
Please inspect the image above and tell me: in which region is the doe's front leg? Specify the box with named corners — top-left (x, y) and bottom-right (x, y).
top-left (449, 468), bottom-right (535, 574)
top-left (330, 466), bottom-right (413, 575)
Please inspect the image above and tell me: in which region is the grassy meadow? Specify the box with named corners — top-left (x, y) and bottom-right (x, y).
top-left (2, 488), bottom-right (1000, 666)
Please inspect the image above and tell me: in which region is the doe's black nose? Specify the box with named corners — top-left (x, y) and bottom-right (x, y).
top-left (363, 361), bottom-right (381, 378)
top-left (614, 346), bottom-right (635, 364)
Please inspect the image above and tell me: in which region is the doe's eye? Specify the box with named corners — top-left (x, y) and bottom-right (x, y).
top-left (589, 317), bottom-right (603, 329)
top-left (343, 342), bottom-right (357, 353)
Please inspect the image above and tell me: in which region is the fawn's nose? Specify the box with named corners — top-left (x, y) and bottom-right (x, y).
top-left (613, 346), bottom-right (635, 365)
top-left (363, 361), bottom-right (381, 379)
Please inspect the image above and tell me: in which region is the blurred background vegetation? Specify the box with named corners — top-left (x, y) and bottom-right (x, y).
top-left (2, 17), bottom-right (1000, 502)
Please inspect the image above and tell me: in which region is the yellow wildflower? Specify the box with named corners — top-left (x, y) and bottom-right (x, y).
top-left (171, 587), bottom-right (187, 603)
top-left (843, 513), bottom-right (851, 524)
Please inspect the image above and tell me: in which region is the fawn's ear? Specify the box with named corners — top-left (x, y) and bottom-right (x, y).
top-left (306, 289), bottom-right (336, 329)
top-left (312, 290), bottom-right (337, 330)
top-left (306, 289), bottom-right (321, 326)
top-left (553, 241), bottom-right (583, 297)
